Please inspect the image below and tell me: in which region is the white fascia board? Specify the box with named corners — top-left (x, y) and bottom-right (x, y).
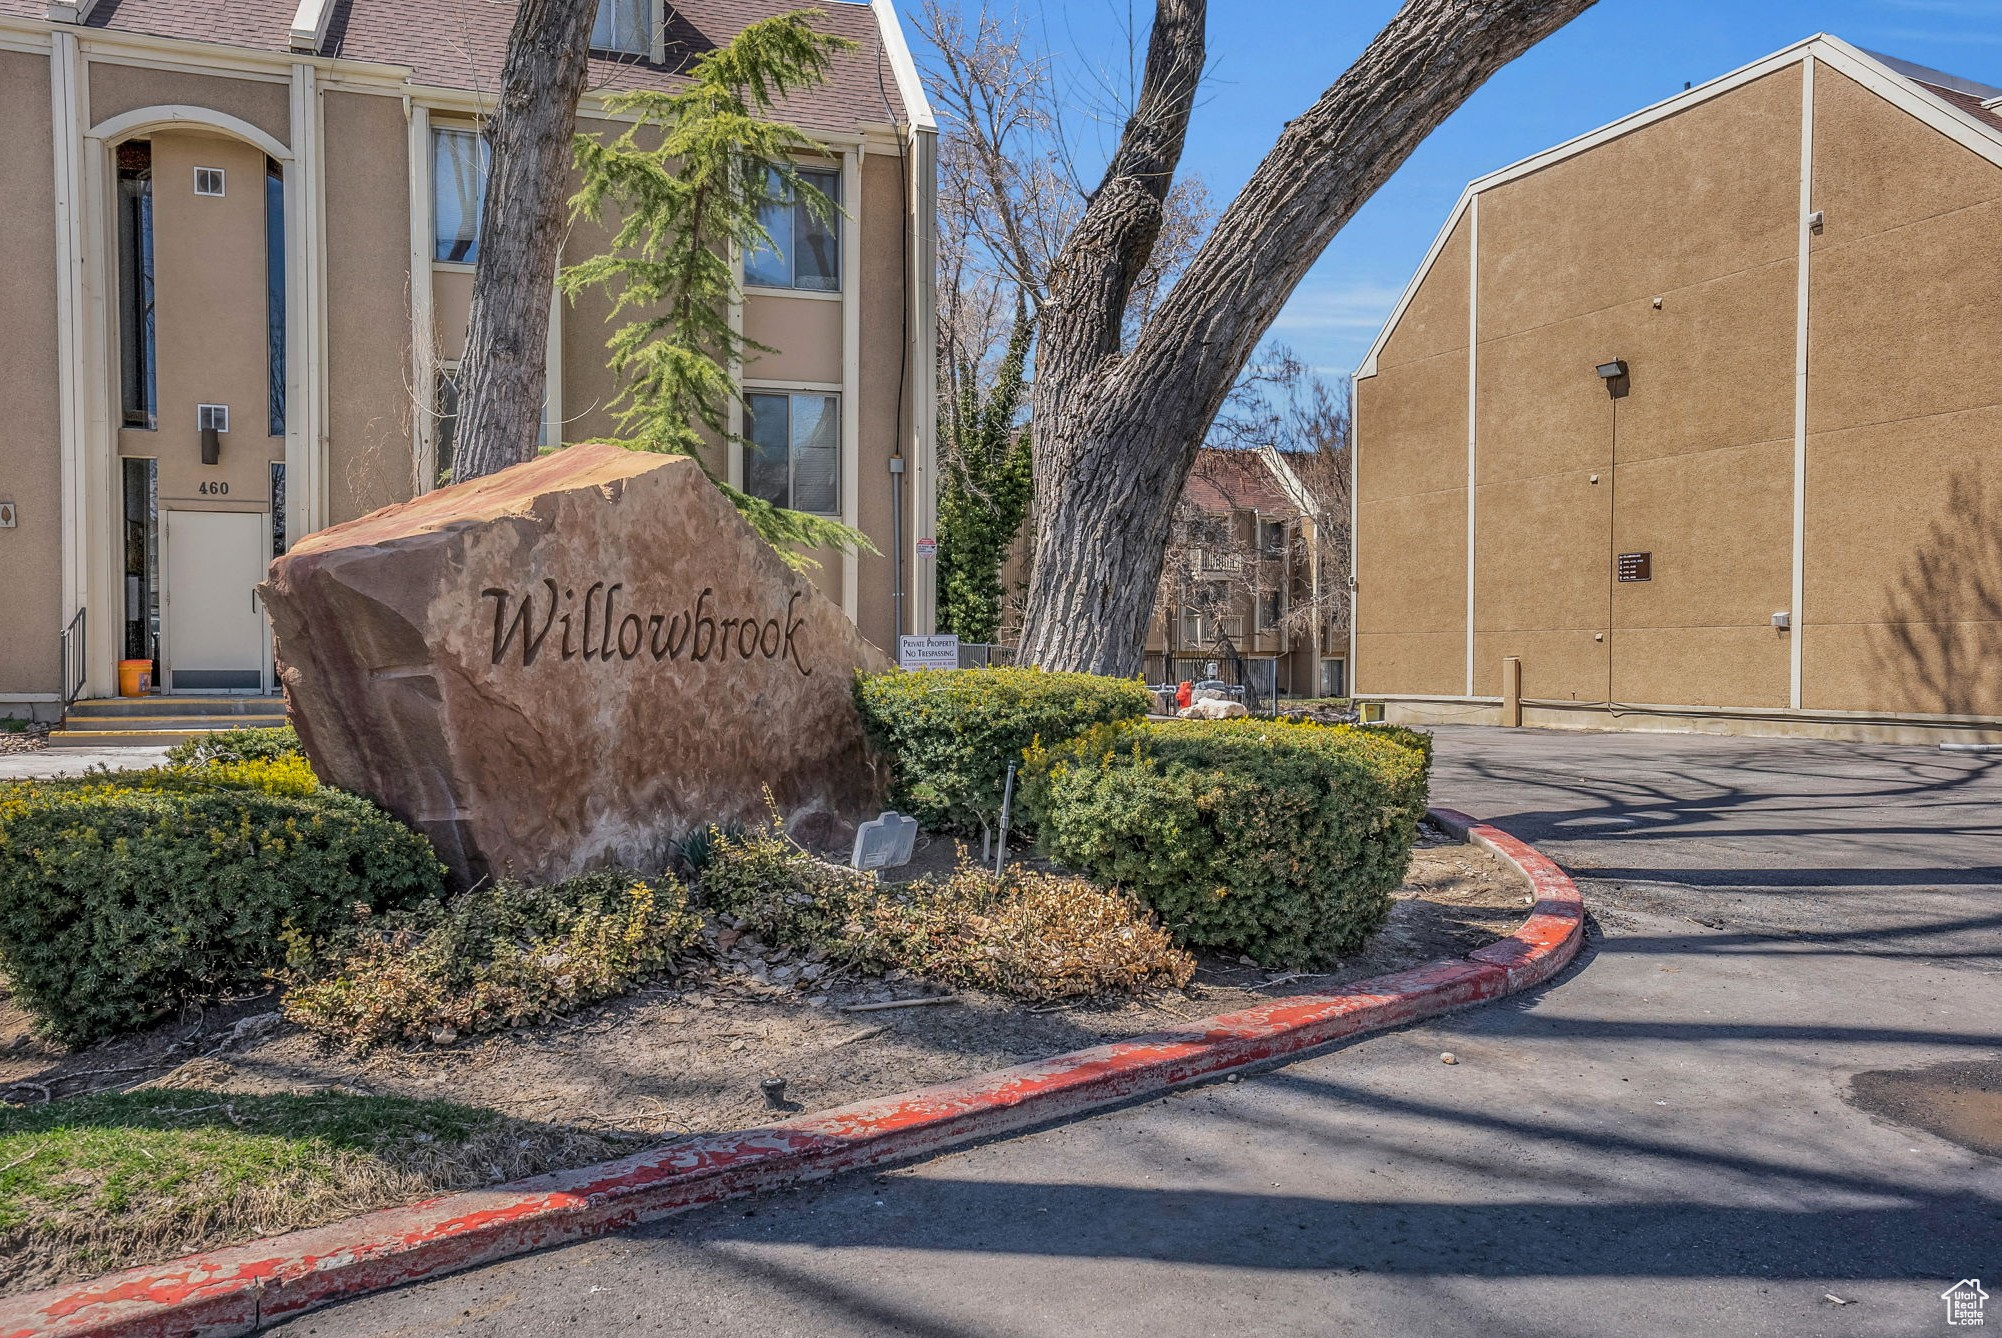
top-left (1811, 33), bottom-right (2002, 164)
top-left (1256, 445), bottom-right (1319, 519)
top-left (44, 0), bottom-right (102, 23)
top-left (870, 0), bottom-right (936, 132)
top-left (1353, 33), bottom-right (2002, 381)
top-left (288, 0), bottom-right (337, 54)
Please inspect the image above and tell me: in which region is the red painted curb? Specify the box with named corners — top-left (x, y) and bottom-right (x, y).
top-left (0, 807), bottom-right (1584, 1338)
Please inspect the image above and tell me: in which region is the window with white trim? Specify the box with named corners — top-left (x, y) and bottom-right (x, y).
top-left (432, 127), bottom-right (489, 264)
top-left (745, 391), bottom-right (839, 515)
top-left (744, 166), bottom-right (840, 292)
top-left (591, 0), bottom-right (651, 55)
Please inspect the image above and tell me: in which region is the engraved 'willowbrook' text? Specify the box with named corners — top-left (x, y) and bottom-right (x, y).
top-left (481, 582), bottom-right (812, 677)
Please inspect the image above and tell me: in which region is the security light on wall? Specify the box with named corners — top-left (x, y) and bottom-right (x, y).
top-left (1595, 358), bottom-right (1631, 399)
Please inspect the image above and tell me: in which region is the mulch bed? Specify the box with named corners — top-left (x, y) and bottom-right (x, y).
top-left (0, 824), bottom-right (1527, 1143)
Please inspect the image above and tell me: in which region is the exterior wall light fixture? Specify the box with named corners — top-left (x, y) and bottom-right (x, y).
top-left (1595, 358), bottom-right (1631, 399)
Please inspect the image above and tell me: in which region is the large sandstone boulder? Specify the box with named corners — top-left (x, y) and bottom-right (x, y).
top-left (261, 443), bottom-right (890, 888)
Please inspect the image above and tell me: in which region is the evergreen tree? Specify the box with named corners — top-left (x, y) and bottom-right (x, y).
top-left (564, 12), bottom-right (868, 565)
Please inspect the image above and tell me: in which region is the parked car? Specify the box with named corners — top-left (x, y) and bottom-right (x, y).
top-left (1191, 679), bottom-right (1245, 702)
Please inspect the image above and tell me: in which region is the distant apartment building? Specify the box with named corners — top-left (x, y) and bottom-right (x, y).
top-left (1352, 36), bottom-right (2002, 742)
top-left (1147, 446), bottom-right (1346, 700)
top-left (0, 0), bottom-right (937, 719)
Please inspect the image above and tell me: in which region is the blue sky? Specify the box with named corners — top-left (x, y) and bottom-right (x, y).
top-left (969, 0), bottom-right (2002, 377)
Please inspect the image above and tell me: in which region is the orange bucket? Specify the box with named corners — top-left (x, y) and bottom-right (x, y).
top-left (117, 659), bottom-right (153, 697)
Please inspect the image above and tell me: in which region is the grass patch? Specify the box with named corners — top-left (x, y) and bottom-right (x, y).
top-left (0, 1088), bottom-right (637, 1294)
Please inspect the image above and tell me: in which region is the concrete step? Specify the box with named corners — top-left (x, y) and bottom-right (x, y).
top-left (54, 714), bottom-right (287, 731)
top-left (44, 727), bottom-right (239, 748)
top-left (66, 696), bottom-right (285, 720)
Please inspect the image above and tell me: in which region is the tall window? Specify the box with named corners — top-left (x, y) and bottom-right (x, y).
top-left (1257, 588), bottom-right (1281, 632)
top-left (266, 157), bottom-right (287, 436)
top-left (744, 167), bottom-right (840, 291)
top-left (745, 391), bottom-right (839, 515)
top-left (116, 140), bottom-right (156, 428)
top-left (591, 0), bottom-right (650, 55)
top-left (433, 127), bottom-right (489, 263)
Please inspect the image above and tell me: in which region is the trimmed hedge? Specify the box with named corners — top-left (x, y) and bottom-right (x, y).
top-left (1020, 719), bottom-right (1431, 967)
top-left (284, 871), bottom-right (703, 1049)
top-left (855, 667), bottom-right (1153, 832)
top-left (0, 769), bottom-right (445, 1044)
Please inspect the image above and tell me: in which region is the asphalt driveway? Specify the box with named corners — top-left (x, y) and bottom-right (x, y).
top-left (273, 726), bottom-right (2002, 1338)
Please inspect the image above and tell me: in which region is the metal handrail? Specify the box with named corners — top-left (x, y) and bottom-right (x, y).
top-left (59, 607), bottom-right (86, 714)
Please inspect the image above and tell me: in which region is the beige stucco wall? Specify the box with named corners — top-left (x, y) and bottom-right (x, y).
top-left (1474, 65), bottom-right (1800, 708)
top-left (0, 50), bottom-right (64, 700)
top-left (323, 91), bottom-right (414, 522)
top-left (1353, 214), bottom-right (1468, 697)
top-left (1801, 67), bottom-right (2002, 717)
top-left (1356, 58), bottom-right (2002, 730)
top-left (743, 294), bottom-right (842, 385)
top-left (89, 64), bottom-right (289, 149)
top-left (853, 151), bottom-right (913, 650)
top-left (134, 132), bottom-right (284, 508)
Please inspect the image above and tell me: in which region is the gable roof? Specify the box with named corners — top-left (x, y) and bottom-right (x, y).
top-left (1182, 448), bottom-right (1301, 519)
top-left (0, 0), bottom-right (929, 136)
top-left (1869, 50), bottom-right (2002, 133)
top-left (1356, 34), bottom-right (2002, 378)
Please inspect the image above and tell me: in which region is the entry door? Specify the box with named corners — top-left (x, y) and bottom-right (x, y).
top-left (165, 510), bottom-right (269, 692)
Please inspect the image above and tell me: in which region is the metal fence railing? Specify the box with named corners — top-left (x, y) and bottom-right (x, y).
top-left (59, 607), bottom-right (86, 715)
top-left (956, 643), bottom-right (1018, 669)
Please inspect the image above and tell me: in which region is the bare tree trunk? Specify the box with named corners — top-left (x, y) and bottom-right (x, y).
top-left (1020, 0), bottom-right (1595, 675)
top-left (451, 0), bottom-right (597, 483)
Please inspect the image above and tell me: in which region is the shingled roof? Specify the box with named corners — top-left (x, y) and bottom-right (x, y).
top-left (1868, 49), bottom-right (2002, 134)
top-left (1, 0), bottom-right (909, 134)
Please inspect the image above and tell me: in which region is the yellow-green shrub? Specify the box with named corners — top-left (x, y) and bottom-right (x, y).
top-left (162, 725), bottom-right (304, 767)
top-left (854, 667), bottom-right (1153, 832)
top-left (284, 871), bottom-right (703, 1049)
top-left (0, 770), bottom-right (445, 1044)
top-left (1020, 719), bottom-right (1431, 967)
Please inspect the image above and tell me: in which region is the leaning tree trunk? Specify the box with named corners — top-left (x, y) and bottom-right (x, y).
top-left (1018, 0), bottom-right (1596, 675)
top-left (451, 0), bottom-right (597, 483)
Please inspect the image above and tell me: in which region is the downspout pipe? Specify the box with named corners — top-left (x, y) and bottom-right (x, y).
top-left (890, 454), bottom-right (906, 643)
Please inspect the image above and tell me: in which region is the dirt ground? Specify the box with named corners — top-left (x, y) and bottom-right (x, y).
top-left (0, 824), bottom-right (1528, 1143)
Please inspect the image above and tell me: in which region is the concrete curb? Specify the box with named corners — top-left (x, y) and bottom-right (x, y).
top-left (0, 807), bottom-right (1583, 1338)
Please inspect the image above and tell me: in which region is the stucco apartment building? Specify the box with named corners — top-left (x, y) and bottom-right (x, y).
top-left (0, 0), bottom-right (937, 722)
top-left (1352, 35), bottom-right (2002, 743)
top-left (1145, 446), bottom-right (1345, 701)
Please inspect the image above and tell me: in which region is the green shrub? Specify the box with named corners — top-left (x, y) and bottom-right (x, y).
top-left (162, 724), bottom-right (303, 768)
top-left (0, 772), bottom-right (445, 1045)
top-left (855, 667), bottom-right (1153, 832)
top-left (696, 821), bottom-right (1194, 1000)
top-left (284, 871), bottom-right (703, 1049)
top-left (1020, 719), bottom-right (1431, 967)
top-left (698, 822), bottom-right (881, 953)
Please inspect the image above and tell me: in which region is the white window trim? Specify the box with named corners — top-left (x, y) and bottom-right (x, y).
top-left (742, 386), bottom-right (844, 519)
top-left (741, 285), bottom-right (843, 302)
top-left (589, 0), bottom-right (667, 65)
top-left (744, 162), bottom-right (844, 295)
top-left (429, 122), bottom-right (486, 267)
